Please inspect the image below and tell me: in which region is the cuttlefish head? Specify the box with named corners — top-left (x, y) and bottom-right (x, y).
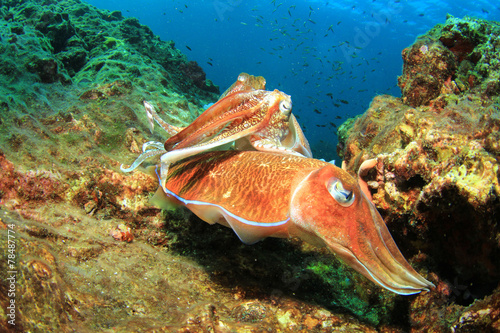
top-left (289, 164), bottom-right (435, 295)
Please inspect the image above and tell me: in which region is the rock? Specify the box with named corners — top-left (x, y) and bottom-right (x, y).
top-left (338, 15), bottom-right (500, 333)
top-left (398, 16), bottom-right (500, 107)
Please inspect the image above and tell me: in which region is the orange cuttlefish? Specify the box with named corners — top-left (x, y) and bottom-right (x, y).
top-left (151, 150), bottom-right (434, 295)
top-left (121, 73), bottom-right (311, 191)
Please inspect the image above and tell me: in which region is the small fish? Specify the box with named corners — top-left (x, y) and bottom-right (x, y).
top-left (186, 45), bottom-right (192, 51)
top-left (313, 109), bottom-right (321, 114)
top-left (207, 62), bottom-right (213, 66)
top-left (340, 99), bottom-right (349, 104)
top-left (329, 122), bottom-right (337, 128)
top-left (308, 19), bottom-right (316, 24)
top-left (335, 115), bottom-right (342, 119)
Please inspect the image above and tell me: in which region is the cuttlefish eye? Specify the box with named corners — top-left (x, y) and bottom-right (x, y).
top-left (279, 99), bottom-right (292, 116)
top-left (327, 178), bottom-right (355, 207)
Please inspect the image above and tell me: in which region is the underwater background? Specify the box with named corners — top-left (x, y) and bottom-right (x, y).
top-left (84, 0), bottom-right (500, 161)
top-left (0, 0), bottom-right (500, 331)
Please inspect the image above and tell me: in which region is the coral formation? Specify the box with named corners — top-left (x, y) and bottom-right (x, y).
top-left (339, 16), bottom-right (500, 332)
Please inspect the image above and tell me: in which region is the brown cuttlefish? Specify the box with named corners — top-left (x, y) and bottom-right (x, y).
top-left (149, 150), bottom-right (435, 295)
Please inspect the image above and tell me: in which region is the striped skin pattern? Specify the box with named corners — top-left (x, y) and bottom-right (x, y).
top-left (154, 150), bottom-right (435, 295)
top-left (164, 150), bottom-right (322, 224)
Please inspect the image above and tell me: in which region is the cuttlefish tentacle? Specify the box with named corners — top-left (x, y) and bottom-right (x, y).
top-left (142, 141), bottom-right (166, 152)
top-left (120, 147), bottom-right (165, 172)
top-left (155, 150), bottom-right (434, 295)
top-left (357, 158), bottom-right (378, 202)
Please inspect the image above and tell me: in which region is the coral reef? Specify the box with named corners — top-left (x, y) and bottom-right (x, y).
top-left (339, 16), bottom-right (500, 332)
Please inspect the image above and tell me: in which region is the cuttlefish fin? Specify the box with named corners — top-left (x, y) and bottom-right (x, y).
top-left (357, 158), bottom-right (378, 202)
top-left (223, 214), bottom-right (289, 245)
top-left (151, 186), bottom-right (179, 211)
top-left (164, 192), bottom-right (289, 245)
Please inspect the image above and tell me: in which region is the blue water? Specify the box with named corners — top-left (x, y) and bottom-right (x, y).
top-left (85, 0), bottom-right (499, 161)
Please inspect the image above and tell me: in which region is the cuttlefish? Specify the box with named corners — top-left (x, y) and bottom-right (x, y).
top-left (121, 73), bottom-right (311, 190)
top-left (152, 150), bottom-right (435, 295)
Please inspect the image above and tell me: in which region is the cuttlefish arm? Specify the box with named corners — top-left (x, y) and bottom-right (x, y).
top-left (145, 73), bottom-right (266, 136)
top-left (155, 150), bottom-right (434, 295)
top-left (281, 114), bottom-right (312, 158)
top-left (144, 101), bottom-right (183, 136)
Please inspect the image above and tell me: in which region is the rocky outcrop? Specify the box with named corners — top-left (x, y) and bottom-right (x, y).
top-left (339, 16), bottom-right (500, 332)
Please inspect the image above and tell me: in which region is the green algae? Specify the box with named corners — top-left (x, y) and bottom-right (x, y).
top-left (427, 15), bottom-right (500, 96)
top-left (337, 115), bottom-right (361, 158)
top-left (306, 259), bottom-right (396, 326)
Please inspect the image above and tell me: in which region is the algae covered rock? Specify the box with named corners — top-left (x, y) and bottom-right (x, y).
top-left (339, 15), bottom-right (500, 333)
top-left (398, 15), bottom-right (500, 107)
top-left (340, 94), bottom-right (500, 290)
